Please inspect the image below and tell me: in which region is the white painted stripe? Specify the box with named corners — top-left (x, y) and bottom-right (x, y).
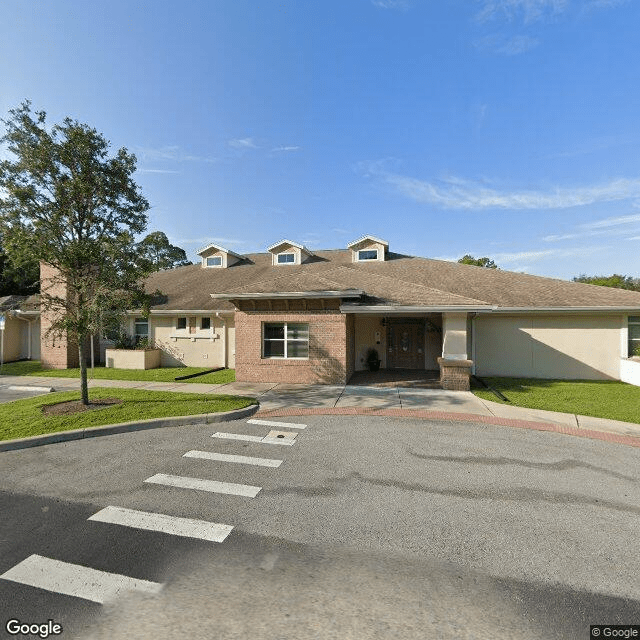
top-left (88, 506), bottom-right (233, 542)
top-left (211, 432), bottom-right (264, 443)
top-left (0, 554), bottom-right (162, 604)
top-left (183, 450), bottom-right (282, 468)
top-left (248, 419), bottom-right (307, 430)
top-left (144, 473), bottom-right (260, 497)
top-left (261, 437), bottom-right (295, 446)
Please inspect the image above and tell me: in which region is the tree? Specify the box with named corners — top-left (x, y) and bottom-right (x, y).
top-left (0, 101), bottom-right (151, 404)
top-left (572, 274), bottom-right (640, 291)
top-left (137, 231), bottom-right (191, 270)
top-left (0, 237), bottom-right (39, 295)
top-left (458, 254), bottom-right (498, 269)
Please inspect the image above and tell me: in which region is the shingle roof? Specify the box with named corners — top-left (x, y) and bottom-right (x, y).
top-left (0, 294), bottom-right (40, 313)
top-left (143, 249), bottom-right (640, 311)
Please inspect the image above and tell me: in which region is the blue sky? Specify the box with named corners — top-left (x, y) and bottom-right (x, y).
top-left (1, 0), bottom-right (639, 279)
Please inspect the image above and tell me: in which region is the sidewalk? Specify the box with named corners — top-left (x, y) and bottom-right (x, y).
top-left (2, 374), bottom-right (640, 446)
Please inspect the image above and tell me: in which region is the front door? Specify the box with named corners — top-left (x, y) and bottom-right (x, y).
top-left (388, 322), bottom-right (424, 369)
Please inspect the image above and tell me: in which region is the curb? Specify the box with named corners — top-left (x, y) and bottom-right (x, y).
top-left (6, 385), bottom-right (55, 393)
top-left (255, 407), bottom-right (640, 449)
top-left (0, 403), bottom-right (259, 452)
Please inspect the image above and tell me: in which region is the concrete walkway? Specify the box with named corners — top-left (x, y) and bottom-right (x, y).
top-left (2, 374), bottom-right (640, 445)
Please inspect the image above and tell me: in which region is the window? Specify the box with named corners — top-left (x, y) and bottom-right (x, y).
top-left (263, 322), bottom-right (309, 358)
top-left (134, 317), bottom-right (148, 345)
top-left (358, 249), bottom-right (378, 261)
top-left (201, 317), bottom-right (211, 330)
top-left (177, 317), bottom-right (187, 330)
top-left (277, 253), bottom-right (295, 264)
top-left (206, 256), bottom-right (222, 267)
top-left (629, 316), bottom-right (640, 357)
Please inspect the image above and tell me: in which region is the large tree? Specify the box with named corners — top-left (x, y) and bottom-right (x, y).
top-left (137, 231), bottom-right (191, 270)
top-left (0, 101), bottom-right (151, 404)
top-left (457, 254), bottom-right (498, 269)
top-left (572, 274), bottom-right (640, 291)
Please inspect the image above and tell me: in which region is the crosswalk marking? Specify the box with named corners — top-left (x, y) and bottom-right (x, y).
top-left (88, 506), bottom-right (234, 542)
top-left (211, 432), bottom-right (296, 446)
top-left (0, 554), bottom-right (162, 604)
top-left (144, 473), bottom-right (261, 497)
top-left (211, 432), bottom-right (263, 443)
top-left (183, 450), bottom-right (283, 468)
top-left (248, 419), bottom-right (307, 430)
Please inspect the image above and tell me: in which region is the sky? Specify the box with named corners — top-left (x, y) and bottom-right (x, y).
top-left (1, 0), bottom-right (639, 280)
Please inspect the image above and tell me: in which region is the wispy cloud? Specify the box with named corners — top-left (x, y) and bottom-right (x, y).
top-left (371, 0), bottom-right (411, 9)
top-left (175, 237), bottom-right (246, 247)
top-left (543, 213), bottom-right (640, 242)
top-left (228, 137), bottom-right (258, 149)
top-left (271, 145), bottom-right (302, 153)
top-left (477, 0), bottom-right (569, 23)
top-left (137, 168), bottom-right (180, 174)
top-left (135, 145), bottom-right (217, 164)
top-left (365, 165), bottom-right (640, 210)
top-left (475, 33), bottom-right (539, 54)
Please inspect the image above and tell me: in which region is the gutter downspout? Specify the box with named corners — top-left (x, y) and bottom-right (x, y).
top-left (215, 313), bottom-right (227, 368)
top-left (471, 313), bottom-right (477, 375)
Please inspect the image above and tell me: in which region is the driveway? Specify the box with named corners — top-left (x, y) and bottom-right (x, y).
top-left (1, 414), bottom-right (639, 639)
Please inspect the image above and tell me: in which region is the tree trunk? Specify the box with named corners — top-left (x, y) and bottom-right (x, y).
top-left (78, 335), bottom-right (89, 405)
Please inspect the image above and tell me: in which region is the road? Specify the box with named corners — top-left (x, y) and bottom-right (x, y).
top-left (1, 414), bottom-right (639, 639)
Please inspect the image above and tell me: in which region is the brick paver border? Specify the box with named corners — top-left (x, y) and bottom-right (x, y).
top-left (256, 407), bottom-right (640, 449)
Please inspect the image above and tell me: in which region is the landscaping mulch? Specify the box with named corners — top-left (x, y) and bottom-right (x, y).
top-left (42, 398), bottom-right (123, 416)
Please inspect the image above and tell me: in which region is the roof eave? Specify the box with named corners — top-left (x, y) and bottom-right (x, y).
top-left (212, 289), bottom-right (364, 300)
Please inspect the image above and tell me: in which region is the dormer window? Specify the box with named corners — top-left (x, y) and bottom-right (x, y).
top-left (277, 253), bottom-right (295, 264)
top-left (267, 239), bottom-right (312, 266)
top-left (197, 242), bottom-right (243, 269)
top-left (348, 235), bottom-right (389, 263)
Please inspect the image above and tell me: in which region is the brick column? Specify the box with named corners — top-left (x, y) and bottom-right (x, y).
top-left (438, 357), bottom-right (473, 391)
top-left (40, 262), bottom-right (79, 369)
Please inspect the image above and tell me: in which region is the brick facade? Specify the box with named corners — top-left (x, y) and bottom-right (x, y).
top-left (235, 300), bottom-right (353, 384)
top-left (437, 357), bottom-right (473, 391)
top-left (39, 262), bottom-right (79, 369)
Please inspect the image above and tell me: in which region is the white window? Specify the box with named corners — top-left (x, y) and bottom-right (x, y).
top-left (263, 322), bottom-right (309, 358)
top-left (134, 317), bottom-right (148, 345)
top-left (176, 317), bottom-right (187, 330)
top-left (629, 316), bottom-right (640, 357)
top-left (277, 253), bottom-right (295, 264)
top-left (358, 249), bottom-right (378, 261)
top-left (206, 256), bottom-right (222, 267)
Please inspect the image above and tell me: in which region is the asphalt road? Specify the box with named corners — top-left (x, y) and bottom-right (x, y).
top-left (0, 384), bottom-right (53, 403)
top-left (1, 415), bottom-right (639, 639)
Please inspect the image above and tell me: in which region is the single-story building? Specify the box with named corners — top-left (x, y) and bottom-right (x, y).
top-left (4, 235), bottom-right (640, 389)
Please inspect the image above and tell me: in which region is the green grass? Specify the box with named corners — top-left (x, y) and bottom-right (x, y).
top-left (0, 360), bottom-right (235, 384)
top-left (0, 387), bottom-right (256, 441)
top-left (472, 377), bottom-right (640, 424)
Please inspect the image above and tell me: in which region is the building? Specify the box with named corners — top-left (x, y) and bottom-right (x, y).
top-left (4, 236), bottom-right (640, 389)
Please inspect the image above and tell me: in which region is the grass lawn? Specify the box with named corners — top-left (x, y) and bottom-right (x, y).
top-left (472, 377), bottom-right (640, 424)
top-left (0, 387), bottom-right (256, 441)
top-left (0, 360), bottom-right (235, 384)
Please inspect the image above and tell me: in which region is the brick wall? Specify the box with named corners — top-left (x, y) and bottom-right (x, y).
top-left (438, 357), bottom-right (472, 391)
top-left (235, 307), bottom-right (351, 384)
top-left (40, 262), bottom-right (79, 369)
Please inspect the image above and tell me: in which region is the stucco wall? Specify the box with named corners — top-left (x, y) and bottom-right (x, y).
top-left (475, 314), bottom-right (624, 379)
top-left (1, 317), bottom-right (23, 362)
top-left (151, 315), bottom-right (232, 368)
top-left (354, 315), bottom-right (386, 370)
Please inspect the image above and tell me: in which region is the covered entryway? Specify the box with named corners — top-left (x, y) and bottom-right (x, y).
top-left (386, 317), bottom-right (442, 370)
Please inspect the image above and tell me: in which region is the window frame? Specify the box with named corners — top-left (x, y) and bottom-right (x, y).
top-left (201, 317), bottom-right (211, 331)
top-left (206, 256), bottom-right (223, 268)
top-left (357, 249), bottom-right (378, 261)
top-left (262, 321), bottom-right (309, 359)
top-left (134, 317), bottom-right (149, 345)
top-left (277, 253), bottom-right (296, 265)
top-left (176, 317), bottom-right (187, 331)
top-left (629, 315), bottom-right (640, 357)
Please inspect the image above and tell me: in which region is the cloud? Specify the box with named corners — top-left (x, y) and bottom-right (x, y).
top-left (366, 166), bottom-right (640, 210)
top-left (371, 0), bottom-right (411, 9)
top-left (135, 145), bottom-right (217, 164)
top-left (582, 213), bottom-right (640, 229)
top-left (542, 214), bottom-right (640, 242)
top-left (271, 145), bottom-right (302, 152)
top-left (477, 0), bottom-right (569, 23)
top-left (475, 33), bottom-right (540, 54)
top-left (137, 169), bottom-right (180, 174)
top-left (228, 137), bottom-right (258, 149)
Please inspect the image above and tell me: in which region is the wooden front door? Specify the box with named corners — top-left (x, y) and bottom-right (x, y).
top-left (388, 323), bottom-right (425, 369)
